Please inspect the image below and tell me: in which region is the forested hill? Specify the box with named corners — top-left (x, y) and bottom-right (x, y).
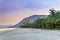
top-left (10, 15), bottom-right (48, 28)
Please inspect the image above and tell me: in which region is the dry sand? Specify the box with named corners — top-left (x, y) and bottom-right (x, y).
top-left (0, 28), bottom-right (17, 32)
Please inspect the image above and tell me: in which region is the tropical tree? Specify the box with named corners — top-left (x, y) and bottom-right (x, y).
top-left (49, 8), bottom-right (56, 17)
top-left (20, 9), bottom-right (60, 29)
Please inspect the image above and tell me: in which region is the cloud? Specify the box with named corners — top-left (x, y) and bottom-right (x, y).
top-left (1, 0), bottom-right (60, 17)
top-left (0, 0), bottom-right (60, 13)
top-left (1, 0), bottom-right (60, 25)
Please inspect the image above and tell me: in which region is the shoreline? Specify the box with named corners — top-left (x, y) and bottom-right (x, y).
top-left (0, 28), bottom-right (17, 32)
top-left (0, 28), bottom-right (60, 32)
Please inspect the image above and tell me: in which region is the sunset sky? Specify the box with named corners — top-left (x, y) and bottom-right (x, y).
top-left (0, 0), bottom-right (60, 25)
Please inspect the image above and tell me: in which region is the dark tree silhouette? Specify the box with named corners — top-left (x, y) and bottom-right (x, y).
top-left (49, 8), bottom-right (56, 17)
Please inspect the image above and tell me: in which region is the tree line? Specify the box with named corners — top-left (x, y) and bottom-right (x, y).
top-left (20, 9), bottom-right (60, 29)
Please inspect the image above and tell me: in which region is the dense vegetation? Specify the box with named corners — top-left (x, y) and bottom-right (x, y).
top-left (20, 9), bottom-right (60, 29)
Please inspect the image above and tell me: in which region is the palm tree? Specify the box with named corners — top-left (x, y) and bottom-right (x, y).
top-left (49, 8), bottom-right (56, 17)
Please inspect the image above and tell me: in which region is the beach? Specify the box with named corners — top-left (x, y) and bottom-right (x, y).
top-left (0, 28), bottom-right (60, 40)
top-left (0, 28), bottom-right (17, 32)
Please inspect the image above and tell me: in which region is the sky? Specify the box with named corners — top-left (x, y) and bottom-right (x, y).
top-left (0, 0), bottom-right (60, 25)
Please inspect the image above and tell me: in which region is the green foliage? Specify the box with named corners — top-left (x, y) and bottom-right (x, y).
top-left (49, 8), bottom-right (56, 17)
top-left (20, 9), bottom-right (60, 29)
top-left (20, 20), bottom-right (31, 28)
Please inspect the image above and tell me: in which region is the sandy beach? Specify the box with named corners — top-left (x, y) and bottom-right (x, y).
top-left (0, 28), bottom-right (60, 40)
top-left (0, 28), bottom-right (17, 32)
